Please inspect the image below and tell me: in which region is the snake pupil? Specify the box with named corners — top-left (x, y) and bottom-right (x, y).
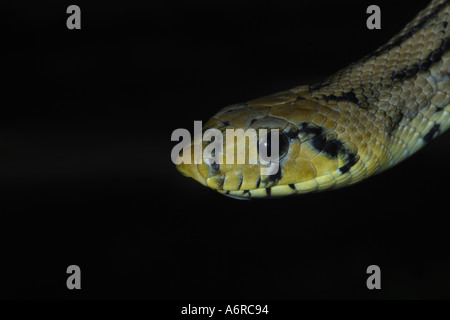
top-left (258, 131), bottom-right (289, 162)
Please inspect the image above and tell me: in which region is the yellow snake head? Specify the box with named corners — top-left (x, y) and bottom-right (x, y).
top-left (176, 89), bottom-right (363, 199)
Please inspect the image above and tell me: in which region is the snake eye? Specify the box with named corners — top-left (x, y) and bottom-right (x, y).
top-left (259, 131), bottom-right (290, 162)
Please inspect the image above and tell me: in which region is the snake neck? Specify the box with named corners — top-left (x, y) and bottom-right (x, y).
top-left (300, 0), bottom-right (450, 174)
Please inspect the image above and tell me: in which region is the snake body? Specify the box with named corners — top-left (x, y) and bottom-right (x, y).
top-left (176, 0), bottom-right (450, 199)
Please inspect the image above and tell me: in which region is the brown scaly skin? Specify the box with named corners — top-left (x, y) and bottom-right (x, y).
top-left (177, 0), bottom-right (450, 199)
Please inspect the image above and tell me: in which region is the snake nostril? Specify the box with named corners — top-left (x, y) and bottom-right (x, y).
top-left (211, 162), bottom-right (220, 171)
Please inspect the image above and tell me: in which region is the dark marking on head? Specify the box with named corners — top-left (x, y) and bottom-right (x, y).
top-left (256, 176), bottom-right (261, 189)
top-left (299, 122), bottom-right (323, 136)
top-left (266, 187), bottom-right (271, 196)
top-left (300, 122), bottom-right (346, 158)
top-left (262, 167), bottom-right (283, 188)
top-left (285, 128), bottom-right (300, 140)
top-left (289, 184), bottom-right (296, 190)
top-left (423, 123), bottom-right (441, 143)
top-left (338, 153), bottom-right (359, 174)
top-left (323, 140), bottom-right (341, 158)
top-left (243, 190), bottom-right (250, 196)
top-left (250, 118), bottom-right (258, 125)
top-left (225, 191), bottom-right (230, 195)
top-left (237, 177), bottom-right (243, 190)
top-left (311, 134), bottom-right (327, 152)
top-left (300, 122), bottom-right (353, 162)
top-left (222, 120), bottom-right (231, 126)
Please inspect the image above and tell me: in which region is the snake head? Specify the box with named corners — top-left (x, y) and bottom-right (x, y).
top-left (176, 91), bottom-right (361, 199)
top-left (175, 115), bottom-right (290, 198)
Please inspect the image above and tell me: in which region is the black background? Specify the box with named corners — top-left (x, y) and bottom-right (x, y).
top-left (1, 0), bottom-right (449, 299)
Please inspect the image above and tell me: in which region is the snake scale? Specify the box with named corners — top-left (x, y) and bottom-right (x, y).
top-left (176, 0), bottom-right (450, 199)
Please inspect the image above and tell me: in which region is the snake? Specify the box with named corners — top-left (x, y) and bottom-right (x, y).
top-left (176, 0), bottom-right (450, 199)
